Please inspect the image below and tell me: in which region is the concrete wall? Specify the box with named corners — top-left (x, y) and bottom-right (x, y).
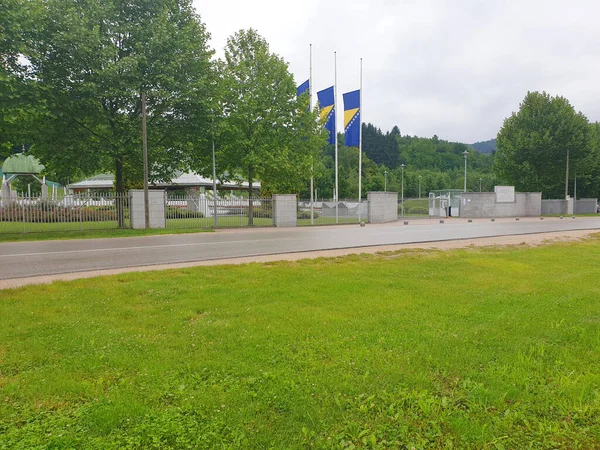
top-left (130, 189), bottom-right (166, 229)
top-left (273, 194), bottom-right (297, 227)
top-left (367, 191), bottom-right (398, 223)
top-left (541, 199), bottom-right (574, 215)
top-left (460, 192), bottom-right (542, 218)
top-left (575, 198), bottom-right (597, 214)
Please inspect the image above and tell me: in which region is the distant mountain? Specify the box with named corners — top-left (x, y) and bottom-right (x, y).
top-left (470, 139), bottom-right (496, 154)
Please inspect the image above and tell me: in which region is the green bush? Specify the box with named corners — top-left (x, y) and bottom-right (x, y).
top-left (246, 202), bottom-right (272, 218)
top-left (298, 210), bottom-right (321, 219)
top-left (0, 205), bottom-right (118, 222)
top-left (407, 206), bottom-right (429, 215)
top-left (166, 207), bottom-right (204, 219)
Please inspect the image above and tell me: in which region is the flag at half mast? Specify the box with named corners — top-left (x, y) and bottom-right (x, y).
top-left (317, 86), bottom-right (335, 145)
top-left (343, 90), bottom-right (360, 147)
top-left (296, 79), bottom-right (310, 97)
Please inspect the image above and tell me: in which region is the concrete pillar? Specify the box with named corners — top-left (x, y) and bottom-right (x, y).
top-left (41, 183), bottom-right (49, 201)
top-left (273, 194), bottom-right (297, 227)
top-left (367, 191), bottom-right (398, 223)
top-left (567, 197), bottom-right (574, 215)
top-left (1, 182), bottom-right (10, 207)
top-left (129, 189), bottom-right (166, 229)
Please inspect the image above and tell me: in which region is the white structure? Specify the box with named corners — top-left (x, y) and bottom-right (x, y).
top-left (130, 190), bottom-right (166, 229)
top-left (67, 172), bottom-right (260, 192)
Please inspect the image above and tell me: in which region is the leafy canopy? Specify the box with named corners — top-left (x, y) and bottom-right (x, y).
top-left (494, 91), bottom-right (596, 198)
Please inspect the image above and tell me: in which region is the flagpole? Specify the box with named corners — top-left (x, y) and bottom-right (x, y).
top-left (334, 51), bottom-right (339, 223)
top-left (310, 44), bottom-right (314, 225)
top-left (359, 58), bottom-right (363, 204)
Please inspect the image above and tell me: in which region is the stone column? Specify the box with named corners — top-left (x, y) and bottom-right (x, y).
top-left (273, 194), bottom-right (297, 227)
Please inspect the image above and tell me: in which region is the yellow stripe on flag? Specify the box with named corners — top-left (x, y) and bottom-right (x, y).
top-left (320, 105), bottom-right (333, 121)
top-left (344, 108), bottom-right (359, 128)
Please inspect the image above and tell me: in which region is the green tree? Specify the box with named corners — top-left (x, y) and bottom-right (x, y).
top-left (0, 0), bottom-right (40, 159)
top-left (22, 0), bottom-right (214, 221)
top-left (495, 91), bottom-right (596, 198)
top-left (219, 29), bottom-right (325, 223)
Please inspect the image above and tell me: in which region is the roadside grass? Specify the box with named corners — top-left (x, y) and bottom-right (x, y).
top-left (1, 237), bottom-right (600, 448)
top-left (0, 227), bottom-right (212, 243)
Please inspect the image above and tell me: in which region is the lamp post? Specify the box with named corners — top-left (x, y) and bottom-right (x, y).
top-left (418, 175), bottom-right (422, 199)
top-left (384, 170), bottom-right (388, 192)
top-left (479, 177), bottom-right (482, 192)
top-left (565, 149), bottom-right (570, 215)
top-left (400, 163), bottom-right (405, 217)
top-left (462, 150), bottom-right (469, 192)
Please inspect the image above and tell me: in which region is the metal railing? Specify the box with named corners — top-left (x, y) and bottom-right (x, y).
top-left (0, 193), bottom-right (130, 233)
top-left (297, 199), bottom-right (369, 226)
top-left (165, 193), bottom-right (274, 228)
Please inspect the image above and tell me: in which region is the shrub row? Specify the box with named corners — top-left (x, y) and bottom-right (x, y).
top-left (0, 206), bottom-right (119, 222)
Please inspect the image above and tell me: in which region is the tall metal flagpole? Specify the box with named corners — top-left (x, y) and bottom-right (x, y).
top-left (310, 44), bottom-right (314, 225)
top-left (334, 51), bottom-right (339, 223)
top-left (359, 58), bottom-right (363, 203)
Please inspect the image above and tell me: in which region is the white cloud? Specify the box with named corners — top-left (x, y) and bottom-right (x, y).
top-left (193, 0), bottom-right (600, 143)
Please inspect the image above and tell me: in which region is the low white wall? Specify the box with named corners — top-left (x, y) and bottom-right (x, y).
top-left (541, 199), bottom-right (574, 215)
top-left (575, 198), bottom-right (597, 214)
top-left (367, 192), bottom-right (398, 223)
top-left (460, 192), bottom-right (542, 218)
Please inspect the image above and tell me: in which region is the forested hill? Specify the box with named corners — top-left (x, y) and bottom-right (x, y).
top-left (361, 124), bottom-right (493, 172)
top-left (470, 139), bottom-right (497, 154)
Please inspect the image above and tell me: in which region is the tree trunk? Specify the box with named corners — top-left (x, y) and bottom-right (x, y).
top-left (248, 165), bottom-right (254, 226)
top-left (115, 156), bottom-right (125, 228)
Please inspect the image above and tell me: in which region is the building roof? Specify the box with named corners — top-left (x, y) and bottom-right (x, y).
top-left (2, 153), bottom-right (45, 175)
top-left (67, 172), bottom-right (260, 190)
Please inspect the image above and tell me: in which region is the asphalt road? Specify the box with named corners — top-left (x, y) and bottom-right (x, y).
top-left (1, 217), bottom-right (599, 281)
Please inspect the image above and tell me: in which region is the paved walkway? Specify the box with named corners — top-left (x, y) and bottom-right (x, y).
top-left (1, 217), bottom-right (599, 286)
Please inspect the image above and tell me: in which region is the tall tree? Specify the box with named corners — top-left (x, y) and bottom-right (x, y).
top-left (23, 0), bottom-right (214, 207)
top-left (219, 29), bottom-right (324, 223)
top-left (495, 91), bottom-right (596, 198)
top-left (0, 0), bottom-right (40, 159)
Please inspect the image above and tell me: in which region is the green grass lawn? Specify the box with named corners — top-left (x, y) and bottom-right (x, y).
top-left (0, 227), bottom-right (212, 243)
top-left (2, 238), bottom-right (600, 448)
top-left (399, 198), bottom-right (429, 216)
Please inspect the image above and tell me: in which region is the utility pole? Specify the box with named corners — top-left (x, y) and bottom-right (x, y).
top-left (142, 92), bottom-right (149, 229)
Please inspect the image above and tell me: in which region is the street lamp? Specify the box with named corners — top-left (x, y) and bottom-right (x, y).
top-left (418, 175), bottom-right (422, 199)
top-left (400, 164), bottom-right (405, 217)
top-left (479, 177), bottom-right (482, 192)
top-left (462, 150), bottom-right (469, 192)
top-left (384, 170), bottom-right (388, 192)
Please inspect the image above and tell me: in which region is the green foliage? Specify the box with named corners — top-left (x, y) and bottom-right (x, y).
top-left (2, 239), bottom-right (600, 447)
top-left (18, 0), bottom-right (215, 192)
top-left (495, 91), bottom-right (597, 198)
top-left (0, 204), bottom-right (118, 222)
top-left (218, 29), bottom-right (326, 199)
top-left (309, 127), bottom-right (496, 200)
top-left (165, 207), bottom-right (204, 219)
top-left (406, 206), bottom-right (429, 215)
top-left (470, 138), bottom-right (497, 154)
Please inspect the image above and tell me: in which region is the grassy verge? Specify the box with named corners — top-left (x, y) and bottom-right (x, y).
top-left (0, 227), bottom-right (212, 243)
top-left (1, 238), bottom-right (600, 448)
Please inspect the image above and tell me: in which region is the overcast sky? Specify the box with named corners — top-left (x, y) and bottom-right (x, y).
top-left (193, 0), bottom-right (599, 143)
